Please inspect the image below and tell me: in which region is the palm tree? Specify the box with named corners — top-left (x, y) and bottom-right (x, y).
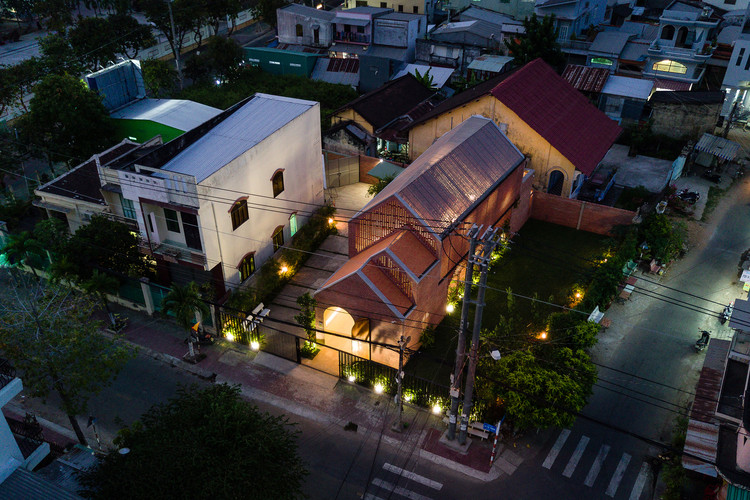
top-left (82, 270), bottom-right (120, 328)
top-left (3, 231), bottom-right (45, 280)
top-left (161, 282), bottom-right (209, 361)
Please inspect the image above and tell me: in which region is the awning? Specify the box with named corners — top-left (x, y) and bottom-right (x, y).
top-left (653, 78), bottom-right (692, 91)
top-left (695, 133), bottom-right (741, 161)
top-left (367, 160), bottom-right (404, 180)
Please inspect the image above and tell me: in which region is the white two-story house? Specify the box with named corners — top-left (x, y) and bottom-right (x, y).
top-left (534, 0), bottom-right (607, 44)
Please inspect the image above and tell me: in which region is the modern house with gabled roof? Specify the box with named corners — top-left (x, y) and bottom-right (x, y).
top-left (407, 58), bottom-right (622, 198)
top-left (314, 116), bottom-right (529, 367)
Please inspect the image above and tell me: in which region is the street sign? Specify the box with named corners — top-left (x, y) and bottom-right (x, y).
top-left (741, 270), bottom-right (750, 283)
top-left (483, 423), bottom-right (496, 433)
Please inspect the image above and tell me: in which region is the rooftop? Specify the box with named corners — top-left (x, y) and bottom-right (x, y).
top-left (459, 6), bottom-right (516, 26)
top-left (562, 64), bottom-right (610, 93)
top-left (589, 31), bottom-right (634, 56)
top-left (601, 75), bottom-right (654, 100)
top-left (650, 90), bottom-right (725, 105)
top-left (391, 64), bottom-right (455, 89)
top-left (467, 55), bottom-right (514, 73)
top-left (110, 98), bottom-right (222, 133)
top-left (279, 3), bottom-right (336, 20)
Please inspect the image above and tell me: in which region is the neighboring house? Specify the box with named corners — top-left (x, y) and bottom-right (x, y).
top-left (587, 31), bottom-right (635, 71)
top-left (407, 58), bottom-right (622, 197)
top-left (602, 21), bottom-right (660, 78)
top-left (38, 94), bottom-right (325, 293)
top-left (343, 0), bottom-right (439, 18)
top-left (467, 54), bottom-right (515, 81)
top-left (649, 90), bottom-right (724, 139)
top-left (599, 75), bottom-right (654, 124)
top-left (562, 64), bottom-right (610, 102)
top-left (444, 0), bottom-right (536, 22)
top-left (328, 73), bottom-right (437, 156)
top-left (642, 1), bottom-right (721, 86)
top-left (323, 120), bottom-right (377, 156)
top-left (244, 47), bottom-right (323, 77)
top-left (314, 116), bottom-right (529, 367)
top-left (720, 34), bottom-right (750, 118)
top-left (535, 0), bottom-right (608, 44)
top-left (277, 4), bottom-right (336, 48)
top-left (110, 98), bottom-right (222, 144)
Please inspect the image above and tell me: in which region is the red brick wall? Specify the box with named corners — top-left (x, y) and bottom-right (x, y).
top-left (530, 191), bottom-right (636, 235)
top-left (509, 171), bottom-right (534, 234)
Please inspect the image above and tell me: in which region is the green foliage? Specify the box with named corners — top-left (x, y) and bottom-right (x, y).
top-left (413, 68), bottom-right (436, 90)
top-left (34, 0), bottom-right (76, 31)
top-left (0, 276), bottom-right (133, 443)
top-left (3, 230), bottom-right (46, 277)
top-left (32, 217), bottom-right (69, 256)
top-left (184, 36), bottom-right (243, 85)
top-left (0, 196), bottom-right (32, 232)
top-left (547, 312), bottom-right (600, 350)
top-left (82, 270), bottom-right (120, 327)
top-left (616, 122), bottom-right (685, 160)
top-left (641, 213), bottom-right (685, 263)
top-left (141, 59), bottom-right (178, 97)
top-left (67, 14), bottom-right (155, 71)
top-left (78, 384), bottom-right (308, 499)
top-left (161, 282), bottom-right (210, 332)
top-left (37, 33), bottom-right (83, 76)
top-left (16, 74), bottom-right (116, 166)
top-left (0, 57), bottom-right (42, 115)
top-left (504, 14), bottom-right (564, 69)
top-left (661, 416), bottom-right (688, 500)
top-left (366, 174), bottom-right (395, 197)
top-left (615, 185), bottom-right (651, 211)
top-left (250, 0), bottom-right (290, 27)
top-left (419, 326), bottom-right (435, 349)
top-left (294, 292), bottom-right (317, 343)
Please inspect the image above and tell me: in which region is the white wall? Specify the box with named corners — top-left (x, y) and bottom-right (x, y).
top-left (198, 103), bottom-right (325, 288)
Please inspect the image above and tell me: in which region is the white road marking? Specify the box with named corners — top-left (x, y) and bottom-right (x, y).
top-left (363, 495), bottom-right (385, 500)
top-left (543, 429), bottom-right (571, 469)
top-left (629, 462), bottom-right (650, 500)
top-left (606, 453), bottom-right (631, 497)
top-left (383, 463), bottom-right (443, 490)
top-left (371, 478), bottom-right (433, 500)
top-left (563, 436), bottom-right (590, 478)
top-left (584, 444), bottom-right (611, 487)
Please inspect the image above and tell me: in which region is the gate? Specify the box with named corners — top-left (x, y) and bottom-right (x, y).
top-left (261, 325), bottom-right (301, 363)
top-left (325, 155), bottom-right (359, 187)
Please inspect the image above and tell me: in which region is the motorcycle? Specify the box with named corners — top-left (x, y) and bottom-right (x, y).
top-left (720, 302), bottom-right (733, 325)
top-left (676, 189), bottom-right (700, 205)
top-left (695, 330), bottom-right (711, 352)
top-left (184, 326), bottom-right (214, 346)
top-left (702, 170), bottom-right (722, 183)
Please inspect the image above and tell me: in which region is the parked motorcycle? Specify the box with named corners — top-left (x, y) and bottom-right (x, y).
top-left (676, 189), bottom-right (700, 205)
top-left (695, 330), bottom-right (711, 352)
top-left (702, 170), bottom-right (722, 183)
top-left (184, 327), bottom-right (214, 346)
top-left (720, 302), bottom-right (734, 325)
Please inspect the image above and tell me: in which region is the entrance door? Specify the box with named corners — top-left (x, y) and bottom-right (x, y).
top-left (548, 170), bottom-right (565, 196)
top-left (181, 212), bottom-right (202, 251)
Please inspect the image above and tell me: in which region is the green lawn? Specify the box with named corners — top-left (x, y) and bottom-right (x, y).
top-left (405, 220), bottom-right (610, 381)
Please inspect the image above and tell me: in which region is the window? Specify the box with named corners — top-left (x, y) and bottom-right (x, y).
top-left (290, 213), bottom-right (298, 236)
top-left (164, 209), bottom-right (180, 233)
top-left (398, 4), bottom-right (403, 11)
top-left (737, 48), bottom-right (746, 66)
top-left (272, 170), bottom-right (285, 197)
top-left (119, 194), bottom-right (136, 220)
top-left (238, 253), bottom-right (255, 282)
top-left (591, 57), bottom-right (613, 66)
top-left (296, 24), bottom-right (303, 37)
top-left (661, 25), bottom-right (674, 40)
top-left (413, 5), bottom-right (418, 12)
top-left (557, 25), bottom-right (568, 41)
top-left (726, 0), bottom-right (737, 5)
top-left (745, 54), bottom-right (750, 71)
top-left (272, 226), bottom-right (285, 251)
top-left (651, 59), bottom-right (687, 74)
top-left (380, 1), bottom-right (386, 5)
top-left (230, 198), bottom-right (249, 230)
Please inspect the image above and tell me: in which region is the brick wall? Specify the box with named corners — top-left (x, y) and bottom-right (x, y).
top-left (651, 102), bottom-right (722, 140)
top-left (530, 191), bottom-right (636, 235)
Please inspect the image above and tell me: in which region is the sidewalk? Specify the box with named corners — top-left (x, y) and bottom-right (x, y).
top-left (100, 306), bottom-right (531, 481)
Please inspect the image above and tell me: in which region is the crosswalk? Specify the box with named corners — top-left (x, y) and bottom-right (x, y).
top-left (542, 430), bottom-right (651, 499)
top-left (363, 463), bottom-right (443, 500)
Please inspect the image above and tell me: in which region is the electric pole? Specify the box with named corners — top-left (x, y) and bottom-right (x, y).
top-left (447, 224), bottom-right (479, 440)
top-left (167, 0), bottom-right (183, 90)
top-left (392, 335), bottom-right (411, 432)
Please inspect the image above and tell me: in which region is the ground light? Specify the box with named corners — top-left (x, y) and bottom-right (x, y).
top-left (432, 403), bottom-right (442, 414)
top-left (348, 375), bottom-right (356, 383)
top-left (374, 383), bottom-right (384, 394)
top-left (225, 332), bottom-right (235, 342)
top-left (538, 331), bottom-right (548, 340)
top-left (446, 303), bottom-right (455, 313)
top-left (328, 218), bottom-right (335, 225)
top-left (250, 341), bottom-right (260, 351)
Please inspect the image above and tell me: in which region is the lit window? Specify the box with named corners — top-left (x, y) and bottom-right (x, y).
top-left (119, 194), bottom-right (136, 220)
top-left (591, 57), bottom-right (613, 66)
top-left (239, 253), bottom-right (255, 281)
top-left (272, 225), bottom-right (285, 251)
top-left (272, 170), bottom-right (285, 197)
top-left (230, 199), bottom-right (249, 230)
top-left (164, 209), bottom-right (180, 233)
top-left (651, 59), bottom-right (687, 74)
top-left (290, 213), bottom-right (298, 236)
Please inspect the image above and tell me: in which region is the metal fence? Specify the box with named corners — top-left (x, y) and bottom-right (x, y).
top-left (218, 309), bottom-right (263, 345)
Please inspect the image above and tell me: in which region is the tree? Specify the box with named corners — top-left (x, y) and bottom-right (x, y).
top-left (547, 312), bottom-right (600, 350)
top-left (140, 0), bottom-right (196, 88)
top-left (83, 270), bottom-right (121, 328)
top-left (367, 174), bottom-right (395, 197)
top-left (79, 383), bottom-right (308, 499)
top-left (160, 282), bottom-right (209, 360)
top-left (3, 230), bottom-right (46, 279)
top-left (62, 215), bottom-right (149, 281)
top-left (504, 14), bottom-right (564, 70)
top-left (33, 0), bottom-right (77, 30)
top-left (250, 0), bottom-right (289, 28)
top-left (33, 217), bottom-right (69, 257)
top-left (16, 74), bottom-right (117, 167)
top-left (141, 58), bottom-right (177, 97)
top-left (641, 213), bottom-right (686, 263)
top-left (413, 68), bottom-right (436, 90)
top-left (67, 14), bottom-right (155, 71)
top-left (0, 273), bottom-right (132, 444)
top-left (38, 33), bottom-right (84, 76)
top-left (184, 35), bottom-right (243, 84)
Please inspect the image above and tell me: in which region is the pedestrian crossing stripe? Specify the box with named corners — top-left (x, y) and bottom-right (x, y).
top-left (382, 463), bottom-right (443, 490)
top-left (543, 428), bottom-right (570, 469)
top-left (584, 444), bottom-right (610, 487)
top-left (562, 436), bottom-right (589, 478)
top-left (606, 453), bottom-right (631, 497)
top-left (371, 478), bottom-right (433, 500)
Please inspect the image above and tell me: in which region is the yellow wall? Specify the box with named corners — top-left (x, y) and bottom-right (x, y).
top-left (331, 110), bottom-right (374, 135)
top-left (408, 95), bottom-right (581, 196)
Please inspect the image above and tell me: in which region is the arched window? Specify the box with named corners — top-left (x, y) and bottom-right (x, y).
top-left (238, 253), bottom-right (255, 282)
top-left (547, 170), bottom-right (565, 196)
top-left (272, 170), bottom-right (285, 197)
top-left (296, 24), bottom-right (303, 37)
top-left (676, 26), bottom-right (689, 47)
top-left (289, 212), bottom-right (298, 236)
top-left (652, 59), bottom-right (687, 74)
top-left (230, 198), bottom-right (248, 230)
top-left (272, 225), bottom-right (285, 251)
top-left (661, 25), bottom-right (675, 40)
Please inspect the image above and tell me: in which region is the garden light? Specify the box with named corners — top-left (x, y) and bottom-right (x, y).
top-left (575, 292), bottom-right (581, 299)
top-left (250, 340), bottom-right (260, 351)
top-left (432, 403), bottom-right (442, 414)
top-left (280, 265), bottom-right (289, 274)
top-left (328, 218), bottom-right (334, 225)
top-left (446, 303), bottom-right (455, 313)
top-left (538, 331), bottom-right (547, 340)
top-left (225, 332), bottom-right (235, 342)
top-left (348, 375), bottom-right (356, 383)
top-left (404, 393), bottom-right (413, 402)
top-left (374, 383), bottom-right (384, 394)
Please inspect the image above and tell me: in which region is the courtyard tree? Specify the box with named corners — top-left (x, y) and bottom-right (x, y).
top-left (79, 384), bottom-right (308, 499)
top-left (141, 59), bottom-right (177, 97)
top-left (38, 33), bottom-right (84, 76)
top-left (83, 270), bottom-right (121, 328)
top-left (0, 273), bottom-right (132, 444)
top-left (504, 14), bottom-right (564, 70)
top-left (3, 230), bottom-right (46, 279)
top-left (140, 0), bottom-right (196, 88)
top-left (161, 282), bottom-right (209, 360)
top-left (185, 35), bottom-right (243, 85)
top-left (67, 14), bottom-right (155, 71)
top-left (367, 174), bottom-right (396, 197)
top-left (16, 74), bottom-right (116, 167)
top-left (641, 213), bottom-right (686, 263)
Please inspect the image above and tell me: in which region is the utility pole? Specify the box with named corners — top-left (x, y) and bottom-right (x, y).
top-left (447, 224), bottom-right (480, 440)
top-left (458, 226), bottom-right (499, 445)
top-left (166, 0), bottom-right (183, 90)
top-left (392, 335), bottom-right (411, 432)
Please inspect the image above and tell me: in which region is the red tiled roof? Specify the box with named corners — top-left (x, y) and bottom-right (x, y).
top-left (562, 64), bottom-right (610, 93)
top-left (490, 58), bottom-right (622, 176)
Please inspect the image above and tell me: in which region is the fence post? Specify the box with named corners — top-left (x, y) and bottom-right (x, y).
top-left (139, 277), bottom-right (155, 315)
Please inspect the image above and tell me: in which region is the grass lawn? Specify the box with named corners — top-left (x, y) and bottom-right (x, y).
top-left (404, 220), bottom-right (610, 381)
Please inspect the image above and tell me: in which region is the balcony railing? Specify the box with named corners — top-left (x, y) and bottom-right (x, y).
top-left (140, 239), bottom-right (207, 268)
top-left (648, 43), bottom-right (712, 61)
top-left (427, 55), bottom-right (458, 68)
top-left (0, 358), bottom-right (16, 390)
top-left (334, 31), bottom-right (370, 44)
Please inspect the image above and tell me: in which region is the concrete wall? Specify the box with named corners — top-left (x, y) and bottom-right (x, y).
top-left (409, 98), bottom-right (581, 196)
top-left (530, 191), bottom-right (636, 235)
top-left (277, 10), bottom-right (334, 47)
top-left (650, 101), bottom-right (722, 140)
top-left (199, 104), bottom-right (325, 288)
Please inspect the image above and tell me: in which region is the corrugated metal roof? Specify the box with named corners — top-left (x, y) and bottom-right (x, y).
top-left (652, 78), bottom-right (692, 91)
top-left (367, 160), bottom-right (404, 179)
top-left (491, 58), bottom-right (621, 176)
top-left (391, 64), bottom-right (454, 88)
top-left (433, 19), bottom-right (501, 40)
top-left (311, 58), bottom-right (360, 86)
top-left (467, 55), bottom-right (514, 73)
top-left (683, 419), bottom-right (720, 476)
top-left (160, 94), bottom-right (316, 183)
top-left (601, 75), bottom-right (653, 100)
top-left (695, 133), bottom-right (741, 161)
top-left (620, 40), bottom-right (650, 61)
top-left (562, 64), bottom-right (610, 93)
top-left (0, 468), bottom-right (83, 499)
top-left (111, 99), bottom-right (222, 133)
top-left (730, 299), bottom-right (750, 330)
top-left (589, 31), bottom-right (633, 56)
top-left (334, 16), bottom-right (370, 26)
top-left (357, 116), bottom-right (524, 235)
top-left (459, 6), bottom-right (515, 26)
